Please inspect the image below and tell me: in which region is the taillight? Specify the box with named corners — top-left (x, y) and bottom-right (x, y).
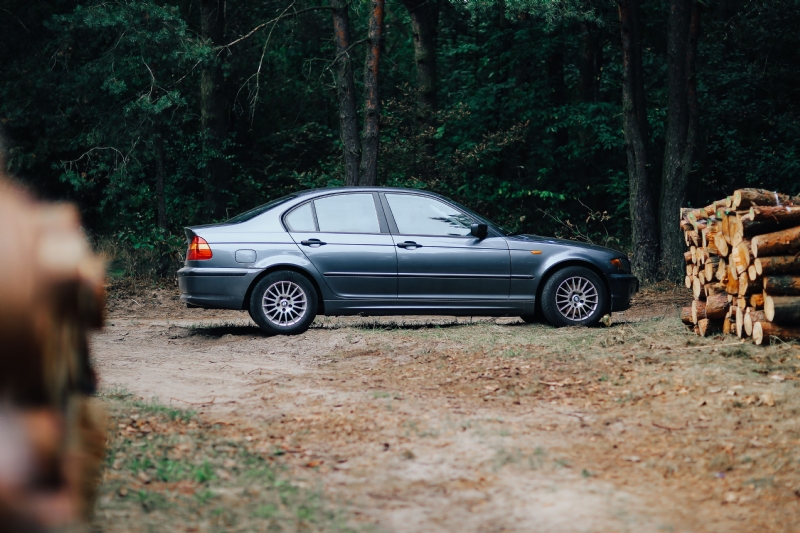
top-left (187, 236), bottom-right (212, 261)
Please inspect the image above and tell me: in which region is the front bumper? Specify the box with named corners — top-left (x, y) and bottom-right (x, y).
top-left (607, 273), bottom-right (639, 312)
top-left (177, 267), bottom-right (261, 310)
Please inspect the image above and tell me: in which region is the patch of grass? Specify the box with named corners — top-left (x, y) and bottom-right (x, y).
top-left (93, 396), bottom-right (359, 532)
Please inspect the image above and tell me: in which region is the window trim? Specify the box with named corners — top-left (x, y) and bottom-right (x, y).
top-left (381, 192), bottom-right (480, 238)
top-left (283, 201), bottom-right (318, 232)
top-left (282, 192), bottom-right (389, 235)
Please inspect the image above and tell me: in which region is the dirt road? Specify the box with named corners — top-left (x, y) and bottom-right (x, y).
top-left (91, 287), bottom-right (800, 532)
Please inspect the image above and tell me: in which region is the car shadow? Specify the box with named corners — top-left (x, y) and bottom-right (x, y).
top-left (189, 325), bottom-right (266, 338)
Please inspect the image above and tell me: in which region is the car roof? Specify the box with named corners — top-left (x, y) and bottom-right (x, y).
top-left (295, 187), bottom-right (447, 199)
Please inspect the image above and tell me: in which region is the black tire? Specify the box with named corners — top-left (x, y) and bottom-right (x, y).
top-left (540, 266), bottom-right (608, 328)
top-left (249, 271), bottom-right (318, 335)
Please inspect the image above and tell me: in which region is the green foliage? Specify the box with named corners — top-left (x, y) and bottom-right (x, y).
top-left (0, 0), bottom-right (798, 268)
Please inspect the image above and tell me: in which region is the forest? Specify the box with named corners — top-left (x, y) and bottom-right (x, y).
top-left (1, 0), bottom-right (798, 282)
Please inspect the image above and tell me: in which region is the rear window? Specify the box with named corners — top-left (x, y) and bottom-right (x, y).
top-left (225, 195), bottom-right (297, 224)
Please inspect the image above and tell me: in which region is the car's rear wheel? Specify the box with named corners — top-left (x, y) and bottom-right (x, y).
top-left (540, 266), bottom-right (608, 327)
top-left (249, 271), bottom-right (317, 335)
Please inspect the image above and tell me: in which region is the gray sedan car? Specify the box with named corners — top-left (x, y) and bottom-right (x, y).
top-left (178, 187), bottom-right (638, 335)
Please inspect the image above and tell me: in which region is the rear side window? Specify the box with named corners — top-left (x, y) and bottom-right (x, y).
top-left (314, 194), bottom-right (380, 233)
top-left (386, 194), bottom-right (472, 236)
top-left (284, 202), bottom-right (316, 232)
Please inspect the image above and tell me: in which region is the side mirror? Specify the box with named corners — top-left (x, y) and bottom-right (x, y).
top-left (470, 223), bottom-right (488, 240)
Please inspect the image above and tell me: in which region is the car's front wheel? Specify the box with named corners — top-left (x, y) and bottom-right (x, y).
top-left (540, 266), bottom-right (608, 327)
top-left (249, 271), bottom-right (317, 335)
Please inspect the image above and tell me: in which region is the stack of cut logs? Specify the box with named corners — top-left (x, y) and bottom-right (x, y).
top-left (680, 188), bottom-right (800, 345)
top-left (0, 174), bottom-right (107, 531)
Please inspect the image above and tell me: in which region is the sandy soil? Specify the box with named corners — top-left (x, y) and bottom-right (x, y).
top-left (91, 285), bottom-right (800, 532)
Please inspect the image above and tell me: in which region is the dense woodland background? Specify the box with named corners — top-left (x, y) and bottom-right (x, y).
top-left (0, 0), bottom-right (798, 281)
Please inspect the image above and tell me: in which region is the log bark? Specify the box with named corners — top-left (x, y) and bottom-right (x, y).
top-left (752, 226), bottom-right (800, 258)
top-left (330, 0), bottom-right (361, 186)
top-left (755, 255), bottom-right (800, 277)
top-left (659, 0), bottom-right (700, 281)
top-left (764, 295), bottom-right (800, 324)
top-left (741, 205), bottom-right (800, 236)
top-left (684, 250), bottom-right (693, 264)
top-left (705, 292), bottom-right (729, 319)
top-left (705, 282), bottom-right (726, 298)
top-left (680, 306), bottom-right (693, 325)
top-left (200, 0), bottom-right (230, 219)
top-left (753, 321), bottom-right (800, 345)
top-left (618, 0), bottom-right (659, 282)
top-left (763, 275), bottom-right (800, 295)
top-left (691, 299), bottom-right (706, 324)
top-left (744, 309), bottom-right (766, 337)
top-left (698, 318), bottom-right (722, 337)
top-left (732, 188), bottom-right (797, 210)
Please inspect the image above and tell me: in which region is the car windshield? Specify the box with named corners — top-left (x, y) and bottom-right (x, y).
top-left (225, 194), bottom-right (297, 224)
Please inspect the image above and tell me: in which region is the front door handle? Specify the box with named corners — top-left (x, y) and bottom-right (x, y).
top-left (300, 239), bottom-right (326, 247)
top-left (396, 241), bottom-right (421, 249)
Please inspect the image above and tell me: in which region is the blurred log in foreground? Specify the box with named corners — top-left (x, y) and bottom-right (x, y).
top-left (0, 175), bottom-right (107, 532)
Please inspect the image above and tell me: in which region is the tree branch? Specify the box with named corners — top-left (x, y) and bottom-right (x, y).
top-left (220, 6), bottom-right (336, 50)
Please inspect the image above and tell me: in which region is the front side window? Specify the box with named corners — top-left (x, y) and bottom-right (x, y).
top-left (386, 194), bottom-right (473, 236)
top-left (314, 194), bottom-right (381, 233)
top-left (284, 202), bottom-right (316, 232)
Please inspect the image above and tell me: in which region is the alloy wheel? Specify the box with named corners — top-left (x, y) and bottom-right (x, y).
top-left (555, 276), bottom-right (599, 321)
top-left (262, 281), bottom-right (308, 326)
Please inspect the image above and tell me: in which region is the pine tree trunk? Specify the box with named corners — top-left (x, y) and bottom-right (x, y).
top-left (402, 0), bottom-right (439, 114)
top-left (330, 0), bottom-right (361, 186)
top-left (359, 0), bottom-right (386, 186)
top-left (154, 133), bottom-right (168, 231)
top-left (658, 0), bottom-right (700, 280)
top-left (618, 0), bottom-right (659, 282)
top-left (578, 22), bottom-right (603, 103)
top-left (200, 0), bottom-right (230, 219)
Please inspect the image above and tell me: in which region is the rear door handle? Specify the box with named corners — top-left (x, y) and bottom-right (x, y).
top-left (396, 241), bottom-right (421, 249)
top-left (300, 239), bottom-right (326, 247)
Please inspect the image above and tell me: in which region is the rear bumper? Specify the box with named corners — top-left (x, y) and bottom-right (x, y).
top-left (607, 273), bottom-right (639, 312)
top-left (177, 267), bottom-right (261, 310)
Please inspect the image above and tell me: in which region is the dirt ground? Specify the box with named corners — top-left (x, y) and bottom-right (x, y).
top-left (91, 283), bottom-right (800, 532)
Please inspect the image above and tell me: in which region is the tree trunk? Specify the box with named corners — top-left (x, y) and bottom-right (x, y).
top-left (578, 22), bottom-right (603, 103)
top-left (658, 0), bottom-right (700, 280)
top-left (359, 0), bottom-right (386, 186)
top-left (618, 0), bottom-right (659, 282)
top-left (547, 42), bottom-right (568, 148)
top-left (401, 0), bottom-right (439, 114)
top-left (330, 0), bottom-right (361, 186)
top-left (154, 134), bottom-right (168, 231)
top-left (200, 0), bottom-right (230, 219)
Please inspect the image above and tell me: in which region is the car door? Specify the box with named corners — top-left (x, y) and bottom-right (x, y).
top-left (382, 192), bottom-right (510, 300)
top-left (285, 192), bottom-right (397, 299)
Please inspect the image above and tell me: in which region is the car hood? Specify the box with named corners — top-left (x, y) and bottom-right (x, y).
top-left (505, 234), bottom-right (620, 255)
